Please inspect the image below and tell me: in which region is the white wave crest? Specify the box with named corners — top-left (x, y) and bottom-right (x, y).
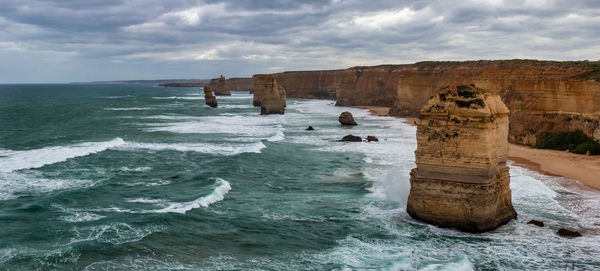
top-left (151, 96), bottom-right (204, 100)
top-left (104, 107), bottom-right (152, 111)
top-left (119, 166), bottom-right (152, 172)
top-left (106, 178), bottom-right (231, 214)
top-left (118, 141), bottom-right (265, 156)
top-left (68, 223), bottom-right (164, 245)
top-left (0, 138), bottom-right (125, 172)
top-left (0, 172), bottom-right (95, 201)
top-left (266, 127), bottom-right (285, 142)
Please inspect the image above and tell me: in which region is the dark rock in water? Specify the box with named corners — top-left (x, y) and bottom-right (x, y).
top-left (306, 126), bottom-right (315, 131)
top-left (527, 220), bottom-right (544, 227)
top-left (557, 228), bottom-right (582, 237)
top-left (366, 136), bottom-right (379, 142)
top-left (339, 111), bottom-right (357, 126)
top-left (204, 86), bottom-right (218, 107)
top-left (340, 135), bottom-right (362, 142)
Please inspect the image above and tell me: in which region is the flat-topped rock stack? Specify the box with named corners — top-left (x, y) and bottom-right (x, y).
top-left (211, 75), bottom-right (231, 96)
top-left (406, 84), bottom-right (517, 232)
top-left (204, 86), bottom-right (217, 107)
top-left (253, 74), bottom-right (286, 115)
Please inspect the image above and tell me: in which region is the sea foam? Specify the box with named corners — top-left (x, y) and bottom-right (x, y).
top-left (111, 178), bottom-right (231, 214)
top-left (0, 138), bottom-right (125, 172)
top-left (119, 141), bottom-right (265, 156)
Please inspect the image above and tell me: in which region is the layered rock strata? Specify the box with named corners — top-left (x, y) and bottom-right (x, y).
top-left (406, 84), bottom-right (517, 232)
top-left (204, 86), bottom-right (217, 107)
top-left (259, 61), bottom-right (600, 144)
top-left (254, 74), bottom-right (286, 114)
top-left (210, 75), bottom-right (232, 96)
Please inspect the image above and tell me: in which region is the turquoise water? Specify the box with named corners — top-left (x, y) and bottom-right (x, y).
top-left (0, 84), bottom-right (599, 270)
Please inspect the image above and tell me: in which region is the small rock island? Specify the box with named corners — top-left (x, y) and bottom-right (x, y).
top-left (407, 84), bottom-right (517, 232)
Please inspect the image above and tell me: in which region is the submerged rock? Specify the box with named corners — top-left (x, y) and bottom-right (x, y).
top-left (338, 111), bottom-right (357, 126)
top-left (527, 220), bottom-right (544, 227)
top-left (254, 74), bottom-right (286, 115)
top-left (557, 228), bottom-right (582, 237)
top-left (366, 136), bottom-right (379, 142)
top-left (306, 126), bottom-right (315, 131)
top-left (204, 86), bottom-right (218, 107)
top-left (340, 135), bottom-right (362, 142)
top-left (406, 84), bottom-right (517, 232)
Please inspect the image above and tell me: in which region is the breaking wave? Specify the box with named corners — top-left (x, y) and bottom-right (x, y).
top-left (0, 138), bottom-right (125, 173)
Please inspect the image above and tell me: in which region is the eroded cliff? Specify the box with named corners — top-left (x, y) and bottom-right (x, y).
top-left (264, 60), bottom-right (600, 144)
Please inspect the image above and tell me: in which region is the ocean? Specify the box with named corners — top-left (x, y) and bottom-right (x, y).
top-left (0, 84), bottom-right (598, 270)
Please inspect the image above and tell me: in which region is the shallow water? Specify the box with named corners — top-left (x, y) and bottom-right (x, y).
top-left (0, 84), bottom-right (598, 270)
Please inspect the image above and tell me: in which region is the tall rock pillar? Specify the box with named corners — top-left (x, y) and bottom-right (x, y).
top-left (406, 84), bottom-right (517, 232)
top-left (204, 86), bottom-right (218, 107)
top-left (253, 74), bottom-right (286, 115)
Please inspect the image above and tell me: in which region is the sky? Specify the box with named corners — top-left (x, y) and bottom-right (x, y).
top-left (0, 0), bottom-right (599, 83)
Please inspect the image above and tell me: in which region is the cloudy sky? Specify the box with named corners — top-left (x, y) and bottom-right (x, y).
top-left (0, 0), bottom-right (599, 83)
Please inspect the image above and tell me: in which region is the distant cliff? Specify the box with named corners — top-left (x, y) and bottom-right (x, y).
top-left (265, 60), bottom-right (600, 144)
top-left (205, 77), bottom-right (253, 92)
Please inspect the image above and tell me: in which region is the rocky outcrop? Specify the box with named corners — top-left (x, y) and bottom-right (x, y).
top-left (210, 75), bottom-right (231, 96)
top-left (254, 74), bottom-right (286, 115)
top-left (339, 135), bottom-right (362, 142)
top-left (406, 84), bottom-right (517, 232)
top-left (366, 136), bottom-right (379, 142)
top-left (527, 220), bottom-right (544, 227)
top-left (260, 60), bottom-right (600, 144)
top-left (204, 86), bottom-right (217, 107)
top-left (557, 228), bottom-right (582, 237)
top-left (338, 112), bottom-right (357, 126)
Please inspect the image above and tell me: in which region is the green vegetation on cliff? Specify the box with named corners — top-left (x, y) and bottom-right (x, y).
top-left (535, 130), bottom-right (599, 155)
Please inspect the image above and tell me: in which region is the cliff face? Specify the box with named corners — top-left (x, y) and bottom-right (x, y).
top-left (210, 75), bottom-right (232, 96)
top-left (264, 61), bottom-right (600, 144)
top-left (205, 77), bottom-right (253, 92)
top-left (225, 77), bottom-right (253, 91)
top-left (406, 84), bottom-right (517, 232)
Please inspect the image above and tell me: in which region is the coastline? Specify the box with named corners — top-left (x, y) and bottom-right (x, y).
top-left (354, 105), bottom-right (600, 190)
top-left (508, 144), bottom-right (600, 190)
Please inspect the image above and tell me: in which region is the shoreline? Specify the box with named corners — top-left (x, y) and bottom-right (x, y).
top-left (508, 144), bottom-right (600, 190)
top-left (352, 105), bottom-right (600, 190)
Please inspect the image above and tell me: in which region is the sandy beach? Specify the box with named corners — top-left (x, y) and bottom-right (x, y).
top-left (350, 106), bottom-right (391, 117)
top-left (508, 144), bottom-right (600, 190)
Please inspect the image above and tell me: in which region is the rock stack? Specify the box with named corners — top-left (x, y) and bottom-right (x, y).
top-left (253, 74), bottom-right (286, 115)
top-left (406, 84), bottom-right (517, 232)
top-left (204, 86), bottom-right (217, 107)
top-left (212, 75), bottom-right (231, 96)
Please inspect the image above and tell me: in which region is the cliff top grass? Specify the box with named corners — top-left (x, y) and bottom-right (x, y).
top-left (535, 130), bottom-right (599, 155)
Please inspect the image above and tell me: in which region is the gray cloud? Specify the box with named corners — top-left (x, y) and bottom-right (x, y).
top-left (0, 0), bottom-right (599, 83)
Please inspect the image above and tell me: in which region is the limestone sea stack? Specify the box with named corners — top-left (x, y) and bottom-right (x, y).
top-left (204, 86), bottom-right (217, 107)
top-left (212, 75), bottom-right (231, 96)
top-left (254, 74), bottom-right (286, 115)
top-left (406, 84), bottom-right (517, 232)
